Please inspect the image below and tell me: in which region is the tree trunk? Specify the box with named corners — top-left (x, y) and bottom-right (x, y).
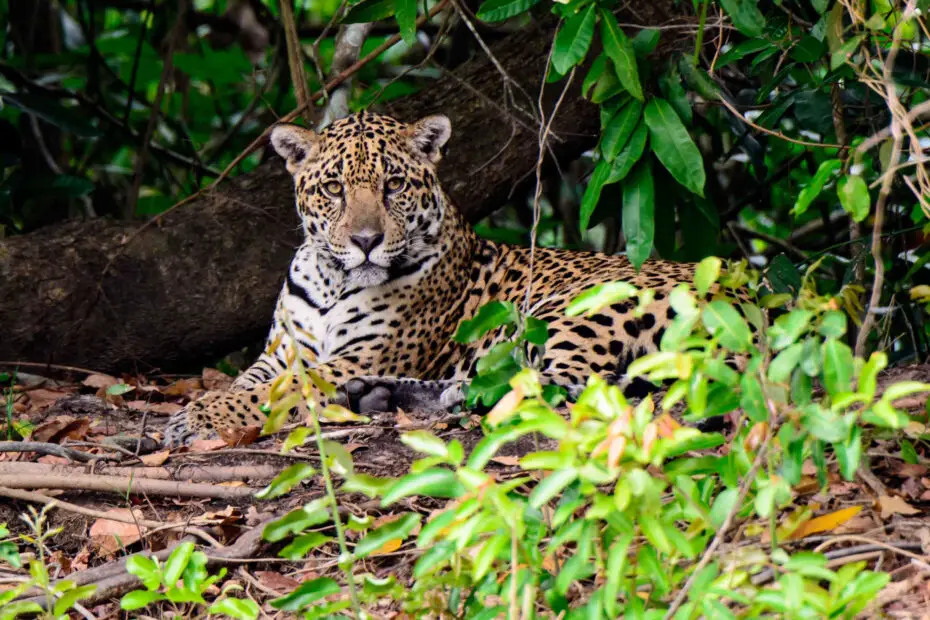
top-left (0, 6), bottom-right (682, 373)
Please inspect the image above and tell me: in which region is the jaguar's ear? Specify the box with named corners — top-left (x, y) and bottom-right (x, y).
top-left (406, 115), bottom-right (451, 163)
top-left (270, 123), bottom-right (321, 174)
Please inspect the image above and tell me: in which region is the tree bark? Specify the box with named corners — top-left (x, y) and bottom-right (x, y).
top-left (0, 5), bottom-right (682, 373)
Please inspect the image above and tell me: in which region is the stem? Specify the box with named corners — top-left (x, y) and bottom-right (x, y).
top-left (282, 319), bottom-right (362, 616)
top-left (693, 0), bottom-right (709, 67)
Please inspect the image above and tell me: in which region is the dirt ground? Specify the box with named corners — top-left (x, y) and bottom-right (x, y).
top-left (1, 362), bottom-right (930, 617)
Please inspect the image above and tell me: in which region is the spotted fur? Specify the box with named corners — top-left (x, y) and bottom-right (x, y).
top-left (163, 112), bottom-right (699, 447)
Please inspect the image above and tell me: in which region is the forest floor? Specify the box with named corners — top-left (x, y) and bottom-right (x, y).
top-left (1, 363), bottom-right (930, 617)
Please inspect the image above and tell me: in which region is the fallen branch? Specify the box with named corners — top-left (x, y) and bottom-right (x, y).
top-left (0, 473), bottom-right (257, 498)
top-left (0, 460), bottom-right (280, 483)
top-left (0, 441), bottom-right (117, 463)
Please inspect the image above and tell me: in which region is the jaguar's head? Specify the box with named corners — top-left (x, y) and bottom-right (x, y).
top-left (270, 111), bottom-right (452, 288)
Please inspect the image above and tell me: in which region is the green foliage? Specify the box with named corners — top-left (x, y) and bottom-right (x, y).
top-left (0, 507), bottom-right (96, 620)
top-left (119, 542), bottom-right (258, 618)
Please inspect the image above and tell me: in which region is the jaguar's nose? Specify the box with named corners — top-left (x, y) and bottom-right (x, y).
top-left (350, 232), bottom-right (384, 255)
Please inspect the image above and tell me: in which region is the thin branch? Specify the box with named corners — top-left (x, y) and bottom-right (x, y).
top-left (663, 424), bottom-right (774, 618)
top-left (855, 0), bottom-right (918, 358)
top-left (0, 486), bottom-right (219, 546)
top-left (0, 473), bottom-right (256, 498)
top-left (126, 0), bottom-right (187, 218)
top-left (0, 441), bottom-right (117, 464)
top-left (279, 0), bottom-right (311, 124)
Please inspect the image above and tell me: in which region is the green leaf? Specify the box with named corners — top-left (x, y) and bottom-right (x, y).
top-left (343, 0), bottom-right (395, 23)
top-left (599, 11), bottom-right (643, 100)
top-left (454, 301), bottom-right (519, 343)
top-left (710, 488), bottom-right (738, 528)
top-left (837, 175), bottom-right (871, 222)
top-left (208, 598), bottom-right (260, 620)
top-left (702, 301), bottom-right (752, 352)
top-left (631, 28), bottom-right (660, 56)
top-left (529, 468), bottom-right (578, 508)
top-left (256, 463), bottom-right (316, 500)
top-left (270, 577), bottom-right (340, 611)
top-left (771, 309), bottom-right (814, 350)
top-left (658, 65), bottom-right (692, 125)
top-left (354, 513), bottom-right (421, 559)
top-left (552, 6), bottom-right (596, 74)
top-left (835, 426), bottom-right (862, 481)
top-left (693, 256), bottom-right (722, 296)
top-left (622, 160), bottom-right (655, 269)
top-left (262, 502), bottom-right (331, 542)
top-left (583, 54), bottom-right (607, 99)
top-left (822, 339), bottom-right (854, 397)
top-left (524, 316), bottom-right (550, 345)
top-left (0, 542), bottom-right (20, 568)
top-left (793, 159), bottom-right (842, 216)
top-left (53, 584), bottom-right (97, 617)
top-left (606, 121), bottom-right (648, 183)
top-left (382, 468), bottom-right (465, 505)
top-left (768, 343), bottom-right (804, 383)
top-left (162, 542), bottom-right (194, 588)
top-left (717, 0), bottom-right (766, 36)
top-left (579, 158), bottom-right (611, 230)
top-left (279, 532), bottom-right (333, 559)
top-left (106, 382), bottom-right (135, 396)
top-left (566, 282), bottom-right (638, 316)
top-left (48, 175), bottom-right (94, 198)
top-left (400, 430), bottom-right (449, 459)
top-left (119, 590), bottom-right (164, 611)
top-left (857, 351), bottom-right (886, 400)
top-left (475, 0), bottom-right (540, 21)
top-left (601, 100), bottom-right (643, 161)
top-left (394, 0), bottom-right (417, 45)
top-left (644, 98), bottom-right (706, 196)
top-left (472, 532), bottom-right (509, 581)
top-left (125, 555), bottom-right (161, 591)
top-left (414, 540), bottom-right (456, 577)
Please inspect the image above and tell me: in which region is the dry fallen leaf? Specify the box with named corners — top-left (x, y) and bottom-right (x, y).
top-left (125, 401), bottom-right (184, 416)
top-left (490, 456), bottom-right (520, 467)
top-left (395, 409), bottom-right (415, 429)
top-left (160, 378), bottom-right (203, 397)
top-left (90, 508), bottom-right (145, 555)
top-left (255, 571), bottom-right (301, 592)
top-left (788, 506), bottom-right (863, 540)
top-left (189, 438), bottom-right (228, 451)
top-left (879, 495), bottom-right (921, 519)
top-left (82, 374), bottom-right (119, 389)
top-left (31, 417), bottom-right (92, 443)
top-left (26, 388), bottom-right (73, 410)
top-left (140, 450), bottom-right (171, 466)
top-left (202, 368), bottom-right (234, 391)
top-left (218, 425), bottom-right (260, 447)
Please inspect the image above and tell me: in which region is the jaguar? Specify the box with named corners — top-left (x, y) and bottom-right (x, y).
top-left (163, 111), bottom-right (699, 447)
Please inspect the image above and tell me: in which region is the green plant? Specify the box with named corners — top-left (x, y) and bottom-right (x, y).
top-left (248, 258), bottom-right (927, 617)
top-left (119, 542), bottom-right (259, 619)
top-left (0, 506), bottom-right (96, 620)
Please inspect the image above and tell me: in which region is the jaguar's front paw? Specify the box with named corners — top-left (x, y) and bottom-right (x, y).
top-left (341, 378), bottom-right (394, 413)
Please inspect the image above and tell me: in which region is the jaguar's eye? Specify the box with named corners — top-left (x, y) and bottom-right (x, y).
top-left (323, 181), bottom-right (343, 198)
top-left (385, 177), bottom-right (406, 193)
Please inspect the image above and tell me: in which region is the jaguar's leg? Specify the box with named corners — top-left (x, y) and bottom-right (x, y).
top-left (163, 358), bottom-right (368, 447)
